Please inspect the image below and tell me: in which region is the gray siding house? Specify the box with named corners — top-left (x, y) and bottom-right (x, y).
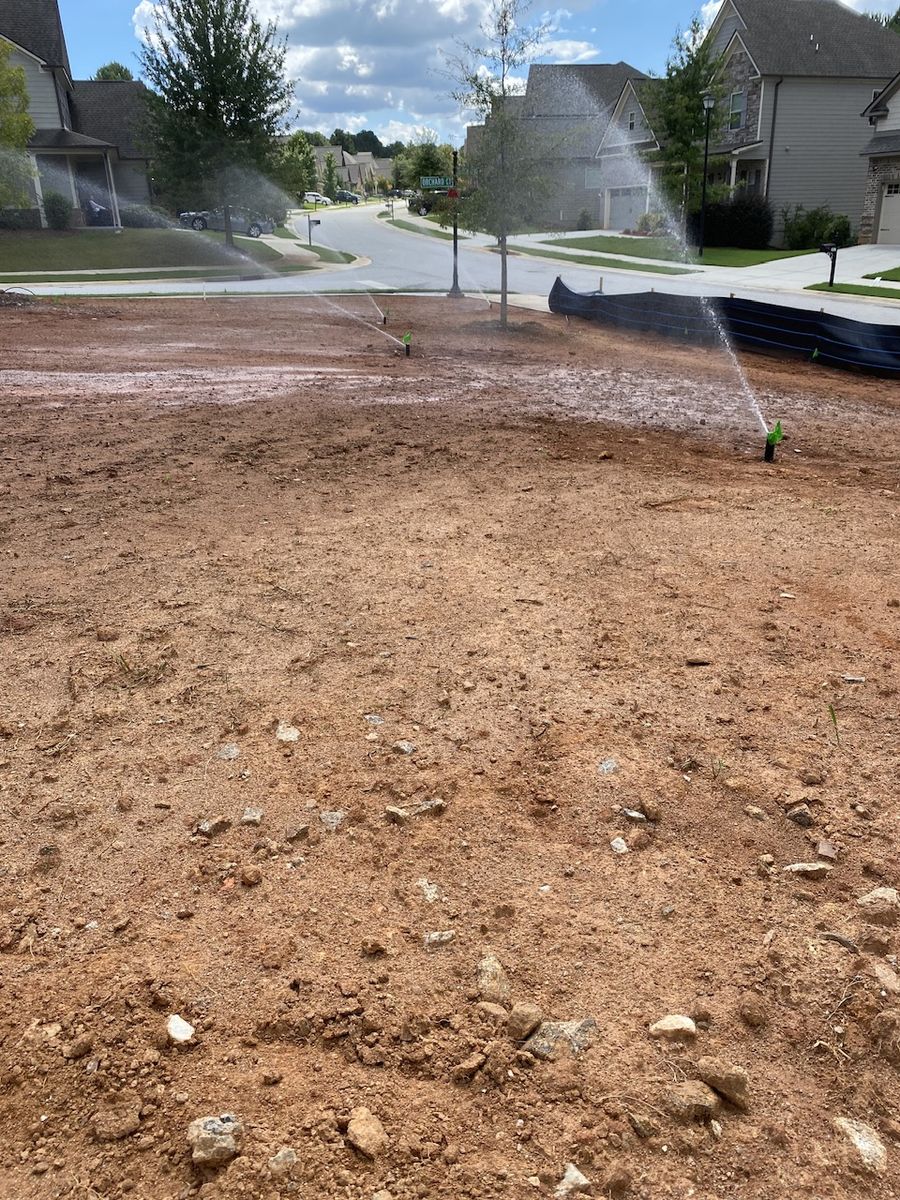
top-left (465, 62), bottom-right (647, 228)
top-left (0, 0), bottom-right (151, 227)
top-left (600, 0), bottom-right (900, 238)
top-left (859, 70), bottom-right (900, 242)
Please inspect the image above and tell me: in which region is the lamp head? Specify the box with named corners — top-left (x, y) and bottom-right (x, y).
top-left (702, 93), bottom-right (716, 112)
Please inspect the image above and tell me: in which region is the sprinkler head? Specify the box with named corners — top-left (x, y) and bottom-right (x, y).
top-left (763, 420), bottom-right (784, 463)
top-left (402, 331), bottom-right (412, 357)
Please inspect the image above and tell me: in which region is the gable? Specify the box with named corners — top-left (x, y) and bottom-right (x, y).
top-left (597, 80), bottom-right (659, 155)
top-left (0, 0), bottom-right (70, 76)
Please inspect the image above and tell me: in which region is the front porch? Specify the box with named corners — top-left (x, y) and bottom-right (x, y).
top-left (28, 129), bottom-right (122, 229)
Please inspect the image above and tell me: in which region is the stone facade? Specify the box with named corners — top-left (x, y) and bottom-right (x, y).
top-left (716, 50), bottom-right (763, 153)
top-left (858, 155), bottom-right (900, 243)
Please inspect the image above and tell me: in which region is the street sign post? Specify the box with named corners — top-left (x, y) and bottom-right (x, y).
top-left (420, 176), bottom-right (453, 189)
top-left (447, 150), bottom-right (463, 299)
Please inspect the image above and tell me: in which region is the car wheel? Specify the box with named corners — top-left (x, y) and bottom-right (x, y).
top-left (247, 224), bottom-right (262, 238)
top-left (418, 204), bottom-right (429, 216)
top-left (191, 216), bottom-right (207, 231)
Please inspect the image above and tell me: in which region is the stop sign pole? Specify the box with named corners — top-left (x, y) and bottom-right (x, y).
top-left (448, 148), bottom-right (463, 298)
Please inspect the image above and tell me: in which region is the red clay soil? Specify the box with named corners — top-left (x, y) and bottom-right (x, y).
top-left (0, 296), bottom-right (898, 1200)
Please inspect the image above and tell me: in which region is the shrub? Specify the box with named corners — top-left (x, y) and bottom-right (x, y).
top-left (576, 208), bottom-right (593, 231)
top-left (688, 192), bottom-right (774, 249)
top-left (43, 190), bottom-right (71, 230)
top-left (120, 203), bottom-right (170, 228)
top-left (0, 207), bottom-right (41, 230)
top-left (637, 210), bottom-right (668, 236)
top-left (782, 204), bottom-right (853, 250)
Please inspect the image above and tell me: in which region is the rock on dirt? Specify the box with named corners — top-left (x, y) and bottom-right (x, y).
top-left (93, 1092), bottom-right (142, 1141)
top-left (167, 1013), bottom-right (195, 1045)
top-left (665, 1081), bottom-right (721, 1123)
top-left (555, 1162), bottom-right (592, 1196)
top-left (268, 1147), bottom-right (298, 1177)
top-left (782, 862), bottom-right (832, 880)
top-left (508, 1001), bottom-right (543, 1041)
top-left (423, 930), bottom-right (455, 949)
top-left (857, 887), bottom-right (900, 927)
top-left (834, 1117), bottom-right (887, 1174)
top-left (649, 1015), bottom-right (697, 1040)
top-left (697, 1055), bottom-right (750, 1109)
top-left (477, 952), bottom-right (511, 1005)
top-left (187, 1113), bottom-right (244, 1166)
top-left (522, 1019), bottom-right (597, 1060)
top-left (346, 1106), bottom-right (388, 1158)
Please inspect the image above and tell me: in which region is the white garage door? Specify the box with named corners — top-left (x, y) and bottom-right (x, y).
top-left (877, 182), bottom-right (900, 244)
top-left (607, 186), bottom-right (648, 231)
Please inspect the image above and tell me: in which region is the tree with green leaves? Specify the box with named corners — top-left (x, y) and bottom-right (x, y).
top-left (140, 0), bottom-right (292, 244)
top-left (92, 61), bottom-right (134, 80)
top-left (330, 128), bottom-right (356, 153)
top-left (272, 130), bottom-right (317, 201)
top-left (641, 17), bottom-right (726, 228)
top-left (322, 151), bottom-right (339, 200)
top-left (0, 37), bottom-right (35, 209)
top-left (868, 6), bottom-right (900, 32)
top-left (353, 129), bottom-right (385, 156)
top-left (448, 0), bottom-right (548, 328)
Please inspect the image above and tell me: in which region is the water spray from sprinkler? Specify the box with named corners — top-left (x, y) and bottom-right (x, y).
top-left (764, 420), bottom-right (784, 463)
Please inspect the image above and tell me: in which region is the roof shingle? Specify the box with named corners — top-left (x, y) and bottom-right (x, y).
top-left (71, 81), bottom-right (150, 160)
top-left (0, 0), bottom-right (70, 74)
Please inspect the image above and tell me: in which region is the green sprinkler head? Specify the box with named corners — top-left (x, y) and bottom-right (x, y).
top-left (402, 331), bottom-right (412, 357)
top-left (764, 420), bottom-right (784, 463)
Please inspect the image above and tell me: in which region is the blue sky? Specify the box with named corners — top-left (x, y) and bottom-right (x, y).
top-left (58, 0), bottom-right (896, 144)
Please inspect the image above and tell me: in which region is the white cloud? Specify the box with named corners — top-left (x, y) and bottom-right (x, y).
top-left (700, 1), bottom-right (721, 30)
top-left (131, 0), bottom-right (161, 45)
top-left (843, 0), bottom-right (897, 10)
top-left (542, 38), bottom-right (602, 63)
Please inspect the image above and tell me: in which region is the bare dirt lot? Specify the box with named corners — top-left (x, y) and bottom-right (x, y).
top-left (0, 295), bottom-right (898, 1200)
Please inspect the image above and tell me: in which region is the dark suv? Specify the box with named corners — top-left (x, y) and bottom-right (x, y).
top-left (335, 189), bottom-right (361, 204)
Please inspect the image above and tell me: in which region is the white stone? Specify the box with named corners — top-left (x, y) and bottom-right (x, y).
top-left (555, 1162), bottom-right (592, 1196)
top-left (423, 930), bottom-right (455, 949)
top-left (610, 837), bottom-right (629, 855)
top-left (167, 1014), bottom-right (195, 1044)
top-left (834, 1117), bottom-right (887, 1174)
top-left (275, 720), bottom-right (300, 742)
top-left (649, 1014), bottom-right (697, 1040)
top-left (857, 887), bottom-right (900, 927)
top-left (187, 1113), bottom-right (243, 1166)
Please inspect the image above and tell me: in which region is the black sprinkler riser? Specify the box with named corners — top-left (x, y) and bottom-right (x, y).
top-left (763, 440), bottom-right (775, 463)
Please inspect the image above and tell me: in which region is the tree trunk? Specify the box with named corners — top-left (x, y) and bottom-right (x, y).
top-left (499, 233), bottom-right (508, 330)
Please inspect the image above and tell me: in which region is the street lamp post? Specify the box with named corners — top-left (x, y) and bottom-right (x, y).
top-left (448, 147), bottom-right (463, 298)
top-left (698, 92), bottom-right (716, 259)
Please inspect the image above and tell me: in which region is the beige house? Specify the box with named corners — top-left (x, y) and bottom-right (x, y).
top-left (1, 0), bottom-right (151, 227)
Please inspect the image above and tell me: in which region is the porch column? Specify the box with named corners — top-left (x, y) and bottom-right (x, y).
top-left (31, 156), bottom-right (48, 228)
top-left (729, 157), bottom-right (738, 192)
top-left (103, 152), bottom-right (122, 228)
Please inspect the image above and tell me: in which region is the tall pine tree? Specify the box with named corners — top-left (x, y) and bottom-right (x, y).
top-left (141, 0), bottom-right (292, 242)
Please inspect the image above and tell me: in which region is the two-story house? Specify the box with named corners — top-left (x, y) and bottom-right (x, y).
top-left (859, 68), bottom-right (900, 242)
top-left (598, 0), bottom-right (900, 238)
top-left (0, 0), bottom-right (151, 228)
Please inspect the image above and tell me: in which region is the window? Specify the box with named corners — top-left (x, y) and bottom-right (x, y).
top-left (729, 91), bottom-right (746, 131)
top-left (628, 111), bottom-right (636, 131)
top-left (887, 183), bottom-right (900, 196)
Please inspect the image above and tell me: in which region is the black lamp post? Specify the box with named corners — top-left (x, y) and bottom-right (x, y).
top-left (698, 92), bottom-right (716, 258)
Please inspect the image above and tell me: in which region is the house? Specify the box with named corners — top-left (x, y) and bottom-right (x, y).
top-left (595, 78), bottom-right (662, 229)
top-left (602, 0), bottom-right (900, 238)
top-left (465, 62), bottom-right (647, 228)
top-left (0, 0), bottom-right (151, 228)
top-left (859, 70), bottom-right (900, 242)
top-left (312, 145), bottom-right (381, 193)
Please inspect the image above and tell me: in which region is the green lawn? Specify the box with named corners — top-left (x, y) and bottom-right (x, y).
top-left (0, 228), bottom-right (284, 273)
top-left (543, 234), bottom-right (815, 268)
top-left (863, 266), bottom-right (900, 281)
top-left (807, 282), bottom-right (900, 300)
top-left (309, 244), bottom-right (355, 264)
top-left (507, 243), bottom-right (695, 275)
top-left (382, 217), bottom-right (461, 242)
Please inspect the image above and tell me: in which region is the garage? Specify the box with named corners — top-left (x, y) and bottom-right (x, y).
top-left (877, 181), bottom-right (900, 243)
top-left (607, 186), bottom-right (648, 231)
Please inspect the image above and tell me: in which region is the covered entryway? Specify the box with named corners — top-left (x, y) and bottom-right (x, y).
top-left (877, 181), bottom-right (900, 243)
top-left (606, 186), bottom-right (648, 230)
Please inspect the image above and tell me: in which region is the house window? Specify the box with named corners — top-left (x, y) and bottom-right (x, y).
top-left (887, 183), bottom-right (900, 196)
top-left (729, 92), bottom-right (746, 130)
top-left (628, 111), bottom-right (636, 131)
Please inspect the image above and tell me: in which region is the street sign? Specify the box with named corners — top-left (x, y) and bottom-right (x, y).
top-left (420, 176), bottom-right (452, 189)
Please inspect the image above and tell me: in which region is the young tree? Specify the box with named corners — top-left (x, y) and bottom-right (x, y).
top-left (93, 61), bottom-right (134, 80)
top-left (322, 151), bottom-right (339, 200)
top-left (642, 18), bottom-right (726, 227)
top-left (0, 37), bottom-right (35, 209)
top-left (272, 131), bottom-right (317, 200)
top-left (448, 0), bottom-right (548, 328)
top-left (140, 0), bottom-right (292, 244)
top-left (869, 6), bottom-right (900, 32)
top-left (395, 137), bottom-right (452, 188)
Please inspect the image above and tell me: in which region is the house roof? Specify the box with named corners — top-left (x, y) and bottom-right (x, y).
top-left (722, 0), bottom-right (900, 78)
top-left (0, 0), bottom-right (71, 75)
top-left (71, 81), bottom-right (150, 160)
top-left (861, 130), bottom-right (900, 156)
top-left (29, 128), bottom-right (111, 150)
top-left (522, 63), bottom-right (648, 118)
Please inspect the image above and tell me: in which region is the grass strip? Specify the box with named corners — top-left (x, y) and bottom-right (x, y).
top-left (543, 236), bottom-right (815, 268)
top-left (807, 282), bottom-right (900, 300)
top-left (507, 243), bottom-right (695, 275)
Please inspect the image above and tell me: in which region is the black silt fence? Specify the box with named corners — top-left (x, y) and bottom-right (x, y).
top-left (548, 278), bottom-right (900, 376)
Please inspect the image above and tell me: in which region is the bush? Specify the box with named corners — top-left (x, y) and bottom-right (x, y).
top-left (0, 207), bottom-right (41, 230)
top-left (576, 208), bottom-right (593, 231)
top-left (782, 204), bottom-right (853, 250)
top-left (637, 210), bottom-right (668, 236)
top-left (687, 192), bottom-right (774, 249)
top-left (120, 203), bottom-right (170, 228)
top-left (43, 190), bottom-right (71, 230)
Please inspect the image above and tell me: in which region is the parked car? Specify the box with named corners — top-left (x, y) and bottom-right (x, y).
top-left (303, 191), bottom-right (333, 206)
top-left (335, 189), bottom-right (361, 205)
top-left (178, 207), bottom-right (275, 237)
top-left (408, 191), bottom-right (448, 216)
